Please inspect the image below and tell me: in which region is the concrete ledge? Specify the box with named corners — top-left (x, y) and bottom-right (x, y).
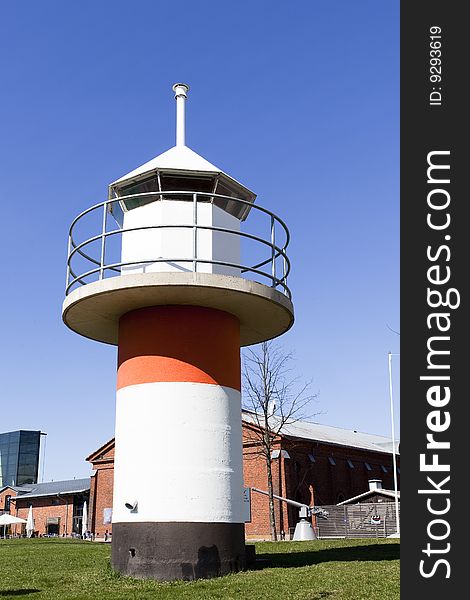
top-left (62, 272), bottom-right (294, 346)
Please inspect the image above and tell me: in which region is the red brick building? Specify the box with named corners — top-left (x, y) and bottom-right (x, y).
top-left (86, 439), bottom-right (115, 538)
top-left (0, 479), bottom-right (89, 537)
top-left (86, 411), bottom-right (400, 540)
top-left (242, 412), bottom-right (399, 539)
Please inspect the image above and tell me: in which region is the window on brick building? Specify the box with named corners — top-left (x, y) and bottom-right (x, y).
top-left (364, 462), bottom-right (372, 471)
top-left (381, 465), bottom-right (388, 473)
top-left (308, 453), bottom-right (316, 463)
top-left (103, 508), bottom-right (112, 525)
top-left (46, 517), bottom-right (60, 536)
top-left (346, 459), bottom-right (355, 469)
top-left (5, 495), bottom-right (11, 511)
top-left (328, 456), bottom-right (336, 466)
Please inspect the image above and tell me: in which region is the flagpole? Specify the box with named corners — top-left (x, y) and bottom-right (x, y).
top-left (388, 352), bottom-right (400, 536)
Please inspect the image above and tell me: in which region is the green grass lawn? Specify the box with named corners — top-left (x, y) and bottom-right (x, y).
top-left (0, 538), bottom-right (399, 600)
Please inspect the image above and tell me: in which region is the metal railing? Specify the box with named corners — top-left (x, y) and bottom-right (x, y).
top-left (316, 503), bottom-right (400, 539)
top-left (65, 191), bottom-right (291, 298)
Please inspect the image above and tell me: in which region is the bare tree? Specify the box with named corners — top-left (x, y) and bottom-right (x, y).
top-left (242, 340), bottom-right (318, 541)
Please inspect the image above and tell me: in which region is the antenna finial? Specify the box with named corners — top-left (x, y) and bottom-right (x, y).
top-left (172, 83), bottom-right (190, 146)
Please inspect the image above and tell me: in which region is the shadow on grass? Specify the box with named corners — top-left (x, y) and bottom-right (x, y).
top-left (256, 543), bottom-right (400, 569)
top-left (0, 591), bottom-right (41, 597)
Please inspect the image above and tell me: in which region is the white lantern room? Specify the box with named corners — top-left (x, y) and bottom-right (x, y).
top-left (108, 84), bottom-right (256, 278)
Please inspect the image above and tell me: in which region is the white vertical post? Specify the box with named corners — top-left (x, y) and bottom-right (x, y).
top-left (99, 202), bottom-right (107, 280)
top-left (282, 250), bottom-right (287, 291)
top-left (40, 432), bottom-right (47, 483)
top-left (193, 193), bottom-right (198, 272)
top-left (388, 352), bottom-right (400, 536)
top-left (65, 235), bottom-right (71, 291)
top-left (270, 215), bottom-right (276, 286)
top-left (172, 83), bottom-right (190, 146)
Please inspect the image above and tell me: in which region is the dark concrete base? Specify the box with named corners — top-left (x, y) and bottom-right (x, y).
top-left (245, 544), bottom-right (257, 568)
top-left (111, 522), bottom-right (246, 581)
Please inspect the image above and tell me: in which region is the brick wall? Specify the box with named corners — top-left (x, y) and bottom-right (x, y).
top-left (242, 424), bottom-right (291, 540)
top-left (87, 440), bottom-right (114, 537)
top-left (0, 487), bottom-right (17, 513)
top-left (0, 488), bottom-right (16, 510)
top-left (0, 487), bottom-right (19, 535)
top-left (1, 485), bottom-right (90, 538)
top-left (14, 494), bottom-right (80, 536)
top-left (282, 439), bottom-right (400, 509)
top-left (91, 464), bottom-right (114, 536)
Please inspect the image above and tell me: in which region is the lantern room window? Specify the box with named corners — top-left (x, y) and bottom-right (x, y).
top-left (118, 176), bottom-right (160, 210)
top-left (110, 169), bottom-right (254, 224)
top-left (115, 172), bottom-right (216, 210)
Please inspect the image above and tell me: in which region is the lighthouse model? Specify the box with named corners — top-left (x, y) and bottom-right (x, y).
top-left (63, 84), bottom-right (294, 580)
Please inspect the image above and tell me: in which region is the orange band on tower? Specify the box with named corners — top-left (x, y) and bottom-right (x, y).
top-left (117, 305), bottom-right (241, 391)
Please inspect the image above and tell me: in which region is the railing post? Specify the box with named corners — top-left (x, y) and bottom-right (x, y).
top-left (193, 193), bottom-right (197, 273)
top-left (99, 202), bottom-right (107, 280)
top-left (270, 215), bottom-right (276, 287)
top-left (282, 248), bottom-right (287, 289)
top-left (193, 193), bottom-right (198, 273)
top-left (65, 235), bottom-right (72, 292)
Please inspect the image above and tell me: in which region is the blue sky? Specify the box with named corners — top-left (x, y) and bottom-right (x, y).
top-left (0, 1), bottom-right (399, 481)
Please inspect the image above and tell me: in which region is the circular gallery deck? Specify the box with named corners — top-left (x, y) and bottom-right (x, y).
top-left (62, 271), bottom-right (294, 347)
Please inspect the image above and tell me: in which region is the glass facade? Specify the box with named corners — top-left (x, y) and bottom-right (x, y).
top-left (0, 430), bottom-right (41, 488)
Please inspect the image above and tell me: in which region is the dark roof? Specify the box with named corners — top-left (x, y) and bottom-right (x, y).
top-left (0, 485), bottom-right (33, 494)
top-left (13, 478), bottom-right (90, 500)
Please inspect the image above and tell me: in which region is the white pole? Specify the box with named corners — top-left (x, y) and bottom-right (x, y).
top-left (40, 432), bottom-right (47, 483)
top-left (388, 352), bottom-right (400, 536)
top-left (172, 83), bottom-right (189, 146)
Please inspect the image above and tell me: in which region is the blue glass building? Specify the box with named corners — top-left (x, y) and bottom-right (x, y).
top-left (0, 430), bottom-right (41, 488)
